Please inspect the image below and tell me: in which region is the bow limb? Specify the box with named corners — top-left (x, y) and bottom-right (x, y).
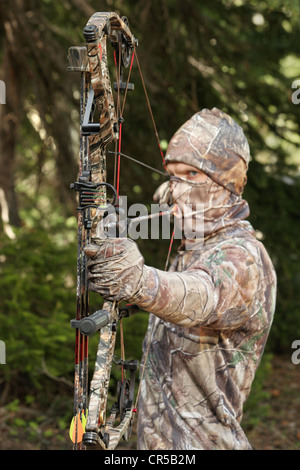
top-left (68, 12), bottom-right (138, 450)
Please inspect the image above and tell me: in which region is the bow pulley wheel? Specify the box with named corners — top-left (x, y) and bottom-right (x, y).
top-left (119, 16), bottom-right (132, 68)
top-left (112, 16), bottom-right (134, 92)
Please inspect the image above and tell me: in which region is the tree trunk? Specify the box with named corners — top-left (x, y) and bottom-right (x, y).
top-left (0, 42), bottom-right (21, 236)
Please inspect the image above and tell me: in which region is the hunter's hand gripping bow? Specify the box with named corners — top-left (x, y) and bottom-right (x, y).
top-left (67, 12), bottom-right (139, 450)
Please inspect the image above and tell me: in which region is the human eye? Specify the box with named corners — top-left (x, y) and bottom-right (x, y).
top-left (186, 170), bottom-right (199, 179)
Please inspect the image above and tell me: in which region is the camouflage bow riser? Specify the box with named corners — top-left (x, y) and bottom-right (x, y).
top-left (68, 12), bottom-right (139, 450)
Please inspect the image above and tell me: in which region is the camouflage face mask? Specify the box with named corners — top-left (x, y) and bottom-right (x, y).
top-left (169, 175), bottom-right (249, 243)
top-left (169, 175), bottom-right (209, 241)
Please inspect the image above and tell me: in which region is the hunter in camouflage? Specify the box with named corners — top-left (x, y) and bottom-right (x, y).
top-left (85, 108), bottom-right (277, 450)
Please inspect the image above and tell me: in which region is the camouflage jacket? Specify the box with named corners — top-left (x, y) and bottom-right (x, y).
top-left (134, 220), bottom-right (276, 450)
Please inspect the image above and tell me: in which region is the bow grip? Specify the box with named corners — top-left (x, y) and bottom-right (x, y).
top-left (71, 309), bottom-right (110, 336)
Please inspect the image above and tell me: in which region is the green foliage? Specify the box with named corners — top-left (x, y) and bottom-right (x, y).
top-left (243, 352), bottom-right (273, 428)
top-left (0, 224), bottom-right (77, 384)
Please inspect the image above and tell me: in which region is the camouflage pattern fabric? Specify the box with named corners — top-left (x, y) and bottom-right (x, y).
top-left (134, 109), bottom-right (276, 449)
top-left (168, 175), bottom-right (249, 244)
top-left (135, 221), bottom-right (276, 450)
top-left (85, 239), bottom-right (145, 302)
top-left (165, 108), bottom-right (250, 196)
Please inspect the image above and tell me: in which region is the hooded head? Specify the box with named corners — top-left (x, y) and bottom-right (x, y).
top-left (157, 108), bottom-right (251, 244)
top-left (165, 107), bottom-right (250, 196)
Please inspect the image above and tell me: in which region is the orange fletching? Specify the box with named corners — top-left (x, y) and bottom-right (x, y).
top-left (69, 413), bottom-right (84, 443)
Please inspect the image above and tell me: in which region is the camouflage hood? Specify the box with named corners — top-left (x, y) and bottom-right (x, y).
top-left (165, 108), bottom-right (250, 196)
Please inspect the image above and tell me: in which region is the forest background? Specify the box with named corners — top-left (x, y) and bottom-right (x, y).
top-left (0, 0), bottom-right (300, 451)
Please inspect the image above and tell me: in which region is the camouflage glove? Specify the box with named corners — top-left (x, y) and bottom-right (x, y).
top-left (84, 238), bottom-right (145, 302)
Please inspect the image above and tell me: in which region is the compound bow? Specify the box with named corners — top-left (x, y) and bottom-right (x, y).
top-left (67, 11), bottom-right (140, 450)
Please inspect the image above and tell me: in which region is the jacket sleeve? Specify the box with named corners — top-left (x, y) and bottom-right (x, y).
top-left (130, 266), bottom-right (216, 327)
top-left (130, 244), bottom-right (259, 329)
